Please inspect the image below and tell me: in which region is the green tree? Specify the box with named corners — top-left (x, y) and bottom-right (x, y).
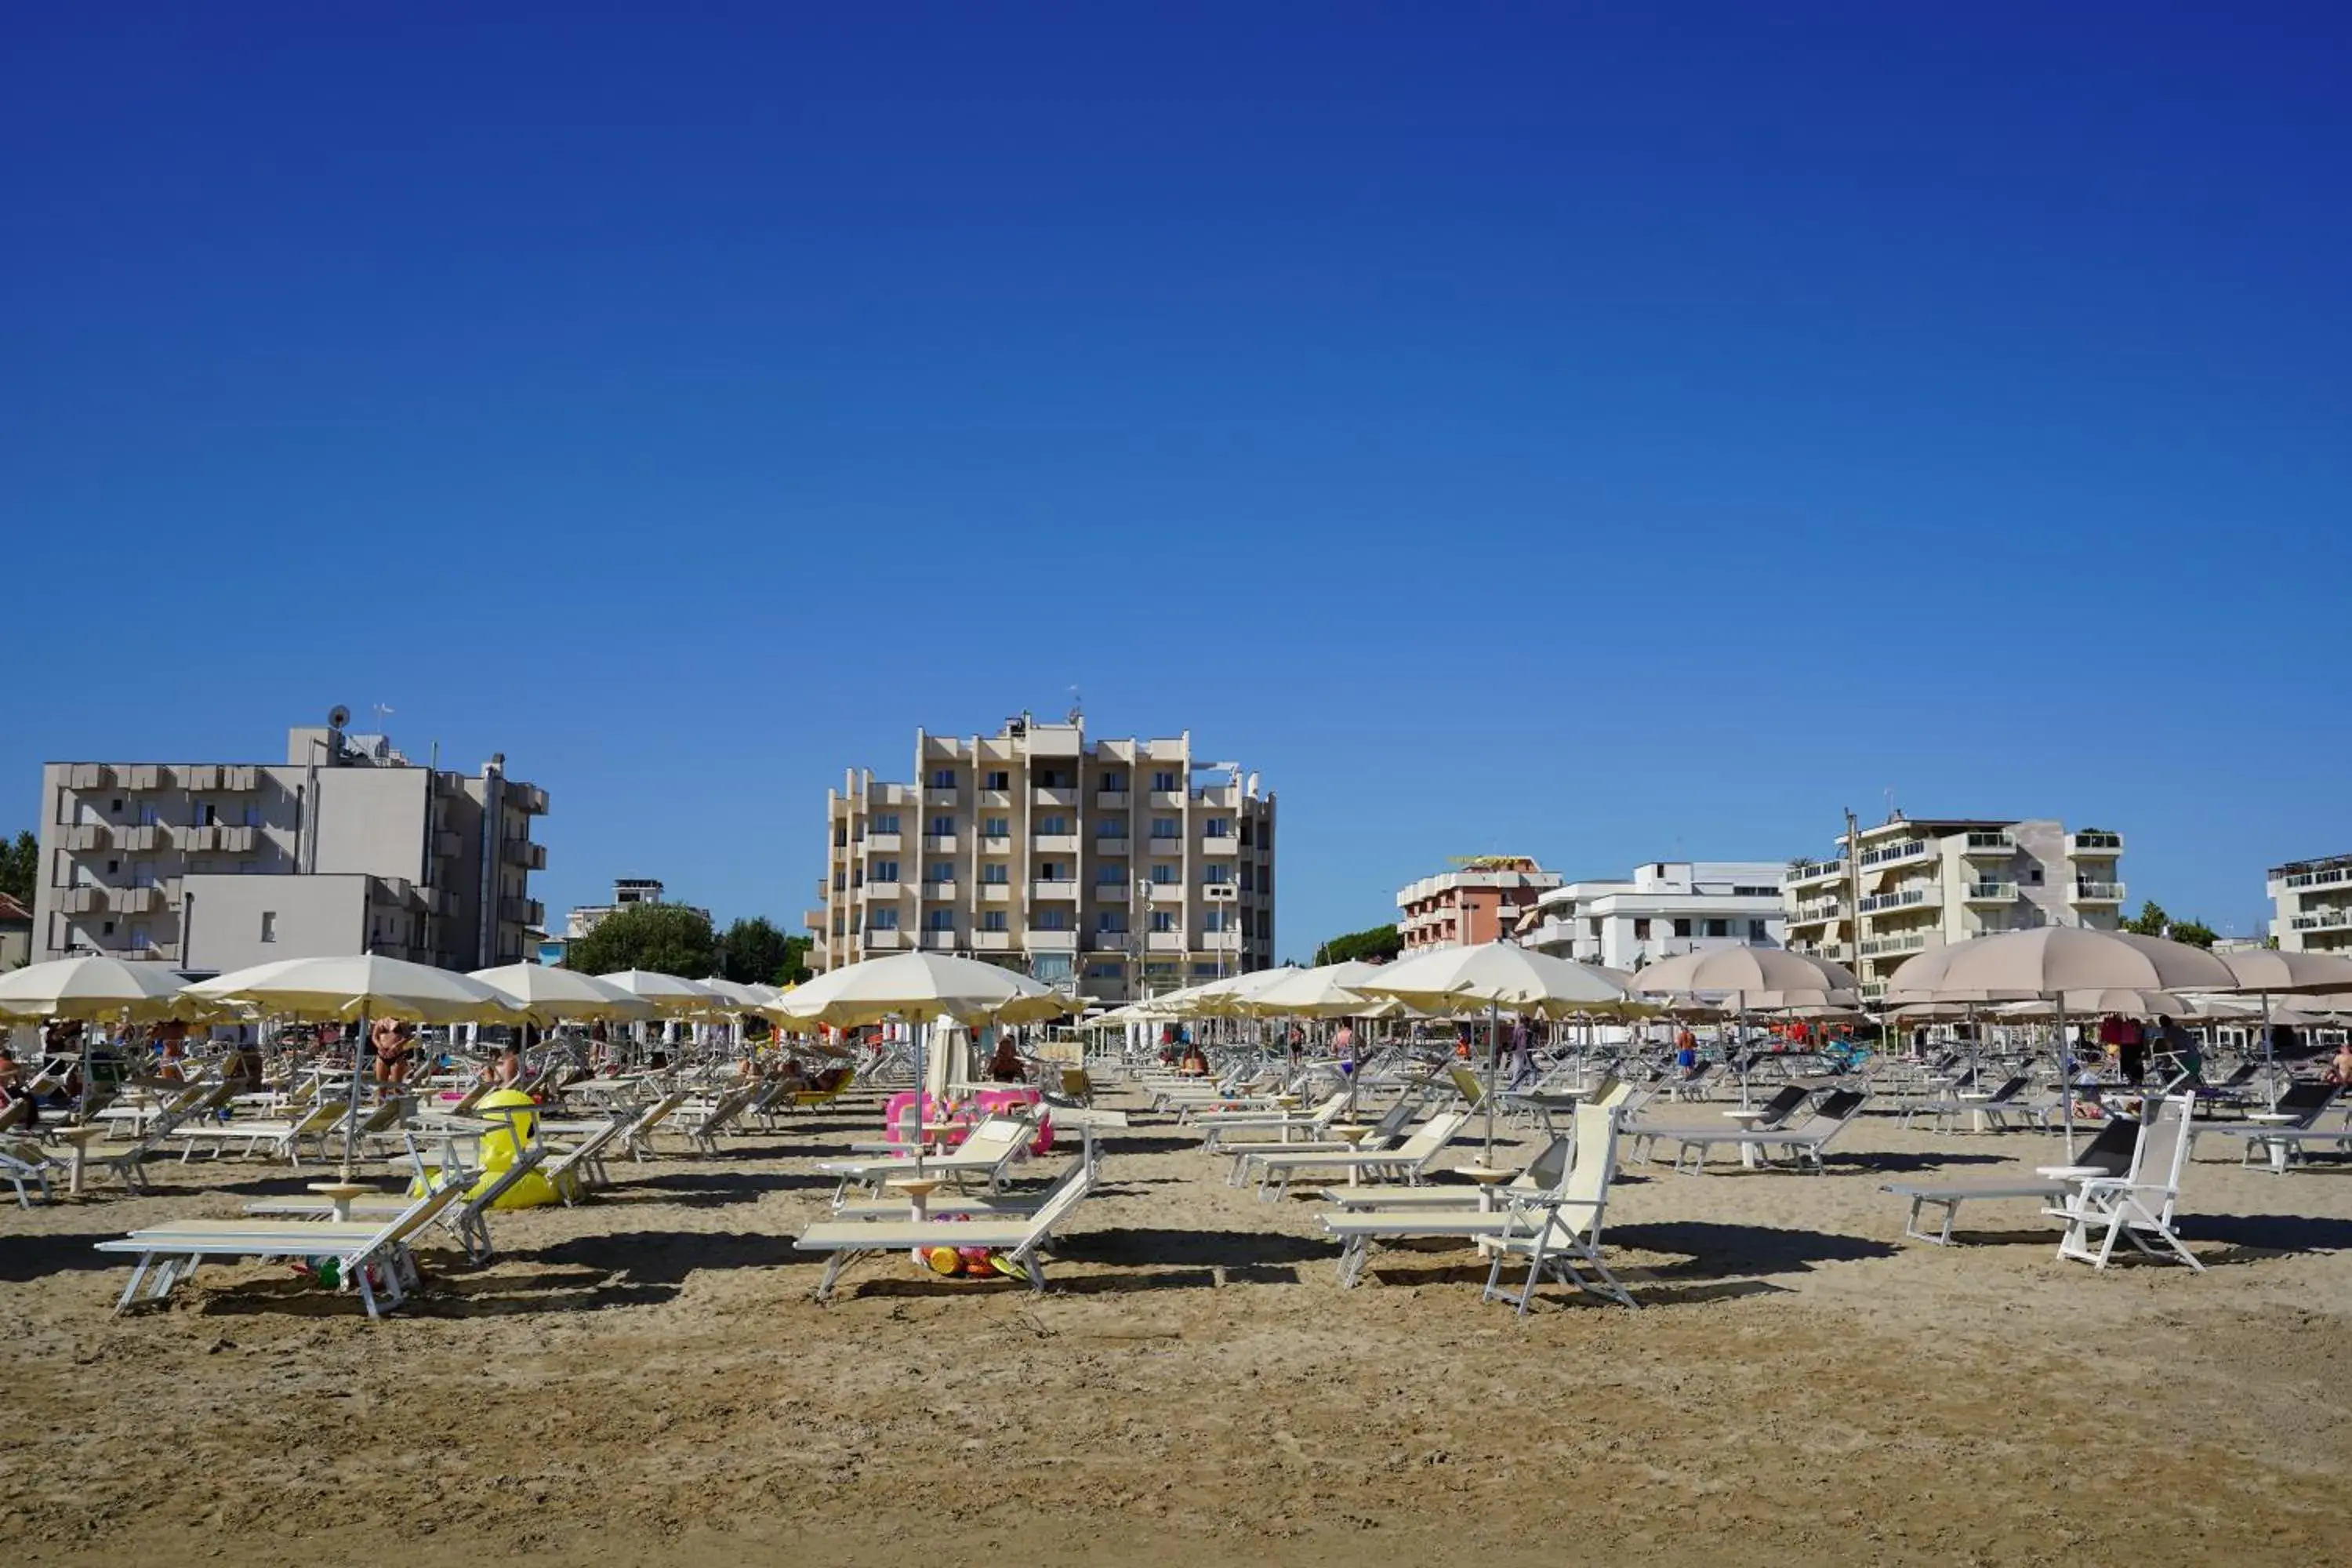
top-left (2121, 900), bottom-right (2169, 937)
top-left (0, 829), bottom-right (34, 906)
top-left (717, 916), bottom-right (814, 986)
top-left (2168, 919), bottom-right (2217, 949)
top-left (1314, 924), bottom-right (1403, 966)
top-left (562, 902), bottom-right (717, 978)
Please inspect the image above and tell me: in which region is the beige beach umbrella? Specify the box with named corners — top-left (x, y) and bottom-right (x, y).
top-left (1886, 928), bottom-right (2236, 1154)
top-left (1181, 966), bottom-right (1305, 1018)
top-left (1632, 947), bottom-right (1860, 996)
top-left (469, 964), bottom-right (657, 1025)
top-left (596, 970), bottom-right (724, 1017)
top-left (0, 955), bottom-right (204, 1022)
top-left (1241, 960), bottom-right (1388, 1018)
top-left (2210, 947), bottom-right (2352, 1078)
top-left (1357, 942), bottom-right (1634, 1162)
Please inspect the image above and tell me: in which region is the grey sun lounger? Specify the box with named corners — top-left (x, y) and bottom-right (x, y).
top-left (2194, 1083), bottom-right (2343, 1174)
top-left (1882, 1113), bottom-right (2140, 1245)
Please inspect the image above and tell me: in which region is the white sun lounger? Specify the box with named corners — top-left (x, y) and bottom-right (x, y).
top-left (1880, 1112), bottom-right (2140, 1245)
top-left (794, 1160), bottom-right (1095, 1300)
top-left (2049, 1094), bottom-right (2201, 1271)
top-left (1253, 1112), bottom-right (1469, 1201)
top-left (815, 1115), bottom-right (1033, 1206)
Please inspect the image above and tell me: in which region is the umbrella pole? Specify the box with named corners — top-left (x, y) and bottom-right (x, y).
top-left (912, 1016), bottom-right (926, 1179)
top-left (1484, 1000), bottom-right (1499, 1162)
top-left (344, 1011), bottom-right (367, 1179)
top-left (2055, 996), bottom-right (2074, 1161)
top-left (2260, 989), bottom-right (2276, 1101)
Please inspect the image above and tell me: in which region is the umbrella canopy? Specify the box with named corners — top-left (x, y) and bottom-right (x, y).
top-left (1886, 928), bottom-right (2238, 998)
top-left (1632, 947), bottom-right (1860, 996)
top-left (1990, 989), bottom-right (2195, 1021)
top-left (196, 955), bottom-right (521, 1023)
top-left (699, 976), bottom-right (789, 1018)
top-left (1181, 966), bottom-right (1307, 1018)
top-left (0, 955), bottom-right (205, 1022)
top-left (596, 970), bottom-right (724, 1016)
top-left (2213, 948), bottom-right (2352, 996)
top-left (1356, 942), bottom-right (1633, 1016)
top-left (1733, 988), bottom-right (1865, 1013)
top-left (467, 964), bottom-right (658, 1025)
top-left (773, 952), bottom-right (1072, 1028)
top-left (1241, 960), bottom-right (1389, 1018)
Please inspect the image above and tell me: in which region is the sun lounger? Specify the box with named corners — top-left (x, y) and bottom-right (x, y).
top-left (1880, 1113), bottom-right (2140, 1245)
top-left (816, 1114), bottom-right (1034, 1205)
top-left (1196, 1091), bottom-right (1350, 1151)
top-left (678, 1087), bottom-right (759, 1156)
top-left (170, 1099), bottom-right (350, 1164)
top-left (2049, 1094), bottom-right (2201, 1271)
top-left (245, 1142), bottom-right (550, 1264)
top-left (1699, 1090), bottom-right (1870, 1175)
top-left (1903, 1074), bottom-right (2034, 1133)
top-left (96, 1178), bottom-right (468, 1318)
top-left (2, 1139), bottom-right (62, 1207)
top-left (1483, 1102), bottom-right (1638, 1314)
top-left (2195, 1083), bottom-right (2344, 1174)
top-left (1225, 1098), bottom-right (1416, 1187)
top-left (833, 1156), bottom-right (1088, 1222)
top-left (1624, 1083), bottom-right (1809, 1169)
top-left (794, 1160), bottom-right (1096, 1300)
top-left (1253, 1112), bottom-right (1470, 1201)
top-left (1322, 1133), bottom-right (1574, 1212)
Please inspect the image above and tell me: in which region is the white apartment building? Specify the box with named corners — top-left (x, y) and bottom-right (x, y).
top-left (31, 717), bottom-right (548, 975)
top-left (1783, 815), bottom-right (2124, 997)
top-left (808, 714), bottom-right (1276, 1000)
top-left (1520, 861), bottom-right (1788, 971)
top-left (2267, 853), bottom-right (2352, 954)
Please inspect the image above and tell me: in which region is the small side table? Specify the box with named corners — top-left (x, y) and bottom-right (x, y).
top-left (56, 1126), bottom-right (110, 1196)
top-left (1721, 1108), bottom-right (1770, 1169)
top-left (1332, 1123), bottom-right (1372, 1186)
top-left (306, 1181), bottom-right (373, 1222)
top-left (1458, 1164), bottom-right (1515, 1212)
top-left (920, 1120), bottom-right (961, 1153)
top-left (885, 1175), bottom-right (943, 1221)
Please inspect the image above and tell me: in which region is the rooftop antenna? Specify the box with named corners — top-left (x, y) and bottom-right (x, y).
top-left (372, 702), bottom-right (395, 728)
top-left (1066, 685), bottom-right (1083, 725)
top-left (1885, 786), bottom-right (1900, 822)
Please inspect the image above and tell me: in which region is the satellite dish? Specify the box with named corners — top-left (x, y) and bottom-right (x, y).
top-left (328, 706), bottom-right (350, 728)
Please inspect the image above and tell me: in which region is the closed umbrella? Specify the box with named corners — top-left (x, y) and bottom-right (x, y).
top-left (1886, 928), bottom-right (2235, 1156)
top-left (1356, 942), bottom-right (1632, 1162)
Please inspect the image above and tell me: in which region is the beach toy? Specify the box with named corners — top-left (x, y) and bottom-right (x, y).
top-left (924, 1246), bottom-right (962, 1276)
top-left (413, 1088), bottom-right (559, 1209)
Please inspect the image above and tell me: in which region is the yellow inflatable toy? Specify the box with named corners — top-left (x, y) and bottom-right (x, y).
top-left (413, 1087), bottom-right (561, 1208)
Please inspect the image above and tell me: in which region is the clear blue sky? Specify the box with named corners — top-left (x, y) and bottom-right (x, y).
top-left (5, 4), bottom-right (2347, 949)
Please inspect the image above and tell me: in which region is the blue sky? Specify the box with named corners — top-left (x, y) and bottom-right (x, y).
top-left (5, 4), bottom-right (2347, 949)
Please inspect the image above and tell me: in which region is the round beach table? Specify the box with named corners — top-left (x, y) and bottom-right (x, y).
top-left (54, 1126), bottom-right (111, 1196)
top-left (1457, 1164), bottom-right (1515, 1211)
top-left (1720, 1107), bottom-right (1774, 1168)
top-left (306, 1181), bottom-right (374, 1222)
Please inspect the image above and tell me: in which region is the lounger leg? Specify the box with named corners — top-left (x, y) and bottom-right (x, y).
top-left (813, 1249), bottom-right (857, 1302)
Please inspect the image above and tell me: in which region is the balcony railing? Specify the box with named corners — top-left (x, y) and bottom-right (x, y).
top-left (1857, 839), bottom-right (1929, 869)
top-left (1031, 786), bottom-right (1080, 808)
top-left (1961, 832), bottom-right (2016, 855)
top-left (1033, 834), bottom-right (1079, 855)
top-left (1095, 838), bottom-right (1131, 857)
top-left (2072, 881), bottom-right (2127, 902)
top-left (1788, 900), bottom-right (1842, 925)
top-left (1859, 932), bottom-right (1929, 958)
top-left (1857, 887), bottom-right (1934, 915)
top-left (923, 834), bottom-right (957, 854)
top-left (865, 832), bottom-right (902, 853)
top-left (919, 930), bottom-right (956, 950)
top-left (2069, 831), bottom-right (2124, 855)
top-left (2281, 865), bottom-right (2350, 891)
top-left (2291, 909), bottom-right (2352, 932)
top-left (1147, 836), bottom-right (1185, 856)
top-left (502, 839), bottom-right (547, 870)
top-left (1199, 835), bottom-right (1240, 854)
top-left (1788, 859), bottom-right (1844, 884)
top-left (1962, 881), bottom-right (2018, 903)
top-left (1031, 880), bottom-right (1079, 900)
top-left (64, 824), bottom-right (110, 851)
top-left (971, 931), bottom-right (1011, 950)
top-left (1095, 791), bottom-right (1131, 811)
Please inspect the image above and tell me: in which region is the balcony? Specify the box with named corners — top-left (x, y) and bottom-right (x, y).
top-left (122, 825), bottom-right (168, 853)
top-left (502, 839), bottom-right (547, 870)
top-left (979, 835), bottom-right (1012, 855)
top-left (221, 766), bottom-right (261, 793)
top-left (1788, 859), bottom-right (1844, 887)
top-left (63, 824), bottom-right (110, 851)
top-left (1788, 901), bottom-right (1841, 927)
top-left (978, 884), bottom-right (1011, 903)
top-left (1146, 931), bottom-right (1186, 953)
top-left (972, 931), bottom-right (1012, 950)
top-left (802, 908), bottom-right (827, 931)
top-left (2280, 862), bottom-right (2352, 891)
top-left (1032, 880), bottom-right (1079, 900)
top-left (2072, 881), bottom-right (2126, 905)
top-left (1033, 834), bottom-right (1079, 855)
top-left (2068, 831), bottom-right (2124, 858)
top-left (2292, 909), bottom-right (2352, 934)
top-left (1962, 881), bottom-right (2018, 904)
top-left (1857, 887), bottom-right (1935, 916)
top-left (1203, 930), bottom-right (1243, 951)
top-left (865, 880), bottom-right (903, 899)
top-left (1857, 839), bottom-right (1929, 869)
top-left (62, 887), bottom-right (107, 914)
top-left (919, 930), bottom-right (957, 951)
top-left (1148, 790), bottom-right (1186, 810)
top-left (1095, 837), bottom-right (1131, 858)
top-left (1083, 931), bottom-right (1131, 952)
top-left (924, 786), bottom-right (960, 807)
top-left (864, 929), bottom-right (906, 951)
top-left (1095, 791), bottom-right (1131, 811)
top-left (1029, 930), bottom-right (1080, 953)
top-left (923, 833), bottom-right (957, 854)
top-left (1859, 932), bottom-right (1930, 959)
top-left (67, 764), bottom-right (117, 789)
top-left (865, 832), bottom-right (903, 853)
top-left (920, 877), bottom-right (956, 897)
top-left (1032, 786), bottom-right (1079, 809)
top-left (500, 896), bottom-right (546, 925)
top-left (434, 830), bottom-right (463, 861)
top-left (183, 764), bottom-right (223, 791)
top-left (1096, 883), bottom-right (1130, 904)
top-left (1147, 836), bottom-right (1185, 857)
top-left (115, 885), bottom-right (165, 915)
top-left (1199, 834), bottom-right (1240, 855)
top-left (125, 764), bottom-right (167, 790)
top-left (1961, 831), bottom-right (2016, 857)
top-left (977, 789), bottom-right (1013, 810)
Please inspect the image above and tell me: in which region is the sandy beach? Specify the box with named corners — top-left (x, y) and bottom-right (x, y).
top-left (5, 1092), bottom-right (2349, 1567)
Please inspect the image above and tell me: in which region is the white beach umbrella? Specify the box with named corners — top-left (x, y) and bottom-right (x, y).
top-left (1181, 966), bottom-right (1305, 1018)
top-left (1886, 928), bottom-right (2236, 1155)
top-left (1357, 942), bottom-right (1634, 1161)
top-left (1242, 960), bottom-right (1389, 1018)
top-left (0, 955), bottom-right (201, 1022)
top-left (596, 970), bottom-right (725, 1017)
top-left (469, 964), bottom-right (658, 1025)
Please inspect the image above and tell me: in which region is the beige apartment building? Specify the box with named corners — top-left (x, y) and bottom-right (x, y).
top-left (2267, 853), bottom-right (2352, 953)
top-left (31, 718), bottom-right (549, 975)
top-left (1783, 816), bottom-right (2125, 996)
top-left (808, 714), bottom-right (1276, 1000)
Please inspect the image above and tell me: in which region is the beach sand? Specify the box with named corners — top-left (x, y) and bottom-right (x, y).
top-left (5, 1093), bottom-right (2349, 1566)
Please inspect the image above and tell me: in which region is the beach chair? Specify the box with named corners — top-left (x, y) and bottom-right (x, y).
top-left (1322, 1133), bottom-right (1575, 1213)
top-left (96, 1178), bottom-right (468, 1319)
top-left (2, 1138), bottom-right (62, 1207)
top-left (2048, 1094), bottom-right (2201, 1271)
top-left (543, 1108), bottom-right (637, 1203)
top-left (1880, 1113), bottom-right (2141, 1246)
top-left (1904, 1074), bottom-right (2032, 1133)
top-left (1624, 1083), bottom-right (1809, 1169)
top-left (171, 1098), bottom-right (349, 1164)
top-left (1254, 1111), bottom-right (1470, 1202)
top-left (815, 1115), bottom-right (1034, 1207)
top-left (1196, 1091), bottom-right (1350, 1152)
top-left (1726, 1089), bottom-right (1870, 1174)
top-left (1481, 1102), bottom-right (1639, 1315)
top-left (793, 1160), bottom-right (1096, 1301)
top-left (2196, 1082), bottom-right (2343, 1174)
top-left (1225, 1098), bottom-right (1416, 1187)
top-left (678, 1087), bottom-right (758, 1156)
top-left (833, 1156), bottom-right (1089, 1222)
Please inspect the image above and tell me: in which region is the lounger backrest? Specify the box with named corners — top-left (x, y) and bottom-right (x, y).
top-left (2270, 1081), bottom-right (2335, 1125)
top-left (2074, 1112), bottom-right (2140, 1176)
top-left (1448, 1065), bottom-right (1488, 1107)
top-left (1019, 1160), bottom-right (1097, 1238)
top-left (1367, 1098), bottom-right (1417, 1141)
top-left (2132, 1095), bottom-right (2197, 1210)
top-left (1530, 1102), bottom-right (1622, 1246)
top-left (1393, 1112), bottom-right (1467, 1162)
top-left (1586, 1077), bottom-right (1625, 1110)
top-left (471, 1141), bottom-right (550, 1208)
top-left (1509, 1135), bottom-right (1576, 1194)
top-left (1753, 1084), bottom-right (1809, 1127)
top-left (379, 1178), bottom-right (470, 1247)
top-left (1812, 1089), bottom-right (1866, 1124)
top-left (1984, 1076), bottom-right (2027, 1105)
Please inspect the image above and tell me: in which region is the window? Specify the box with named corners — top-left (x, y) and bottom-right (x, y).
top-left (106, 859), bottom-right (119, 875)
top-left (241, 804), bottom-right (263, 828)
top-left (1704, 919), bottom-right (1730, 938)
top-left (1037, 909), bottom-right (1069, 931)
top-left (1191, 960), bottom-right (1220, 978)
top-left (1203, 818), bottom-right (1232, 838)
top-left (138, 802), bottom-right (160, 826)
top-left (1095, 818), bottom-right (1125, 839)
top-left (924, 909), bottom-right (953, 931)
top-left (260, 911), bottom-right (278, 943)
top-left (1085, 962), bottom-right (1122, 981)
top-left (1200, 909), bottom-right (1228, 931)
top-left (1149, 817), bottom-right (1181, 840)
top-left (2025, 866), bottom-right (2044, 885)
top-left (832, 871), bottom-right (847, 891)
top-left (982, 817), bottom-right (1010, 838)
top-left (1096, 912), bottom-right (1128, 933)
top-left (132, 862), bottom-right (156, 888)
top-left (1036, 861), bottom-right (1070, 882)
top-left (1098, 771), bottom-right (1126, 792)
top-left (1150, 864), bottom-right (1178, 885)
top-left (193, 800), bottom-right (217, 826)
top-left (1240, 865), bottom-right (1254, 891)
top-left (930, 768), bottom-right (956, 789)
top-left (1672, 918), bottom-right (1693, 938)
top-left (1037, 815), bottom-right (1069, 836)
top-left (110, 797), bottom-right (125, 815)
top-left (982, 865), bottom-right (1009, 884)
top-left (1202, 865), bottom-right (1232, 885)
top-left (1036, 767), bottom-right (1076, 789)
top-left (869, 909), bottom-right (899, 931)
top-left (982, 910), bottom-right (1007, 931)
top-left (928, 815), bottom-right (954, 837)
top-left (102, 920), bottom-right (115, 936)
top-left (1634, 918), bottom-right (1652, 940)
top-left (924, 862), bottom-right (953, 883)
top-left (984, 771), bottom-right (1009, 791)
top-left (1094, 863), bottom-right (1126, 884)
top-left (870, 861), bottom-right (900, 883)
top-left (1748, 919), bottom-right (1769, 942)
top-left (1151, 911), bottom-right (1176, 932)
top-left (1152, 771), bottom-right (1178, 793)
top-left (873, 813), bottom-right (900, 834)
